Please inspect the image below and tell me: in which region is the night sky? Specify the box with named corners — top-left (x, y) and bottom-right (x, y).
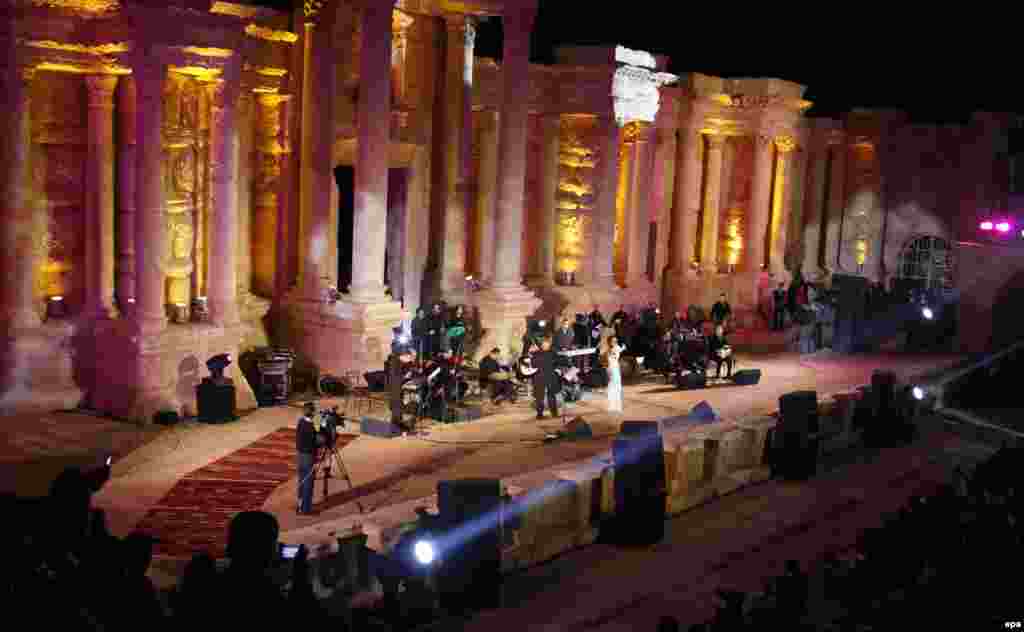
top-left (257, 1), bottom-right (1019, 124)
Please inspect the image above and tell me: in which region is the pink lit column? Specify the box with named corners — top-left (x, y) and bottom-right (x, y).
top-left (349, 0), bottom-right (396, 301)
top-left (0, 62), bottom-right (39, 332)
top-left (117, 77), bottom-right (137, 309)
top-left (747, 134), bottom-right (774, 275)
top-left (591, 115), bottom-right (621, 289)
top-left (490, 5), bottom-right (537, 290)
top-left (85, 75), bottom-right (118, 320)
top-left (133, 55), bottom-right (168, 335)
top-left (208, 71), bottom-right (241, 325)
top-left (298, 6), bottom-right (335, 295)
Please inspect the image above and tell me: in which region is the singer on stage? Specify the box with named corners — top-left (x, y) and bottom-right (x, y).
top-left (531, 337), bottom-right (559, 420)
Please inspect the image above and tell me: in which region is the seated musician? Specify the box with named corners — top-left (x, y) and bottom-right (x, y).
top-left (479, 347), bottom-right (516, 404)
top-left (708, 324), bottom-right (735, 379)
top-left (554, 317), bottom-right (575, 352)
top-left (435, 350), bottom-right (468, 401)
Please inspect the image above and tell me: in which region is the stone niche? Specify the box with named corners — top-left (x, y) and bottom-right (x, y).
top-left (556, 115), bottom-right (598, 282)
top-left (32, 72), bottom-right (88, 316)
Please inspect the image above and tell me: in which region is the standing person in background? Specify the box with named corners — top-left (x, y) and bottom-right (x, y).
top-left (446, 305), bottom-right (467, 362)
top-left (711, 293), bottom-right (732, 329)
top-left (772, 282), bottom-right (787, 331)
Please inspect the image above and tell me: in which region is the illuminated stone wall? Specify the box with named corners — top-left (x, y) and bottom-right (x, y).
top-left (722, 135), bottom-right (753, 270)
top-left (556, 115), bottom-right (599, 280)
top-left (31, 72), bottom-right (87, 314)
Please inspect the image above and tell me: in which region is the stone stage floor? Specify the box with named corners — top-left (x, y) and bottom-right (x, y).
top-left (1, 350), bottom-right (964, 569)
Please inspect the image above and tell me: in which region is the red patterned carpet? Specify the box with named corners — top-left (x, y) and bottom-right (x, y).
top-left (134, 427), bottom-right (296, 558)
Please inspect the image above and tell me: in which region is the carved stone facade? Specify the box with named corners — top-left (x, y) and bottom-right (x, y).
top-left (1, 3), bottom-right (1016, 417)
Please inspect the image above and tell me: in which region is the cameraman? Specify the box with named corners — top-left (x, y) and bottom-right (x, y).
top-left (296, 402), bottom-right (317, 515)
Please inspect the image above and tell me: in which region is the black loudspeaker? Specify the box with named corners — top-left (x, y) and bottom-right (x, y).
top-left (197, 381), bottom-right (237, 423)
top-left (866, 370), bottom-right (909, 445)
top-left (832, 274), bottom-right (869, 353)
top-left (731, 369), bottom-right (761, 386)
top-left (364, 370), bottom-right (389, 392)
top-left (609, 425), bottom-right (666, 545)
top-left (675, 371), bottom-right (707, 390)
top-left (436, 479), bottom-right (502, 612)
top-left (774, 390), bottom-right (820, 480)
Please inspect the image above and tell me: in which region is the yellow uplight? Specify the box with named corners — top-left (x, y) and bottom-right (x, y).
top-left (36, 62), bottom-right (130, 75)
top-left (27, 40), bottom-right (129, 55)
top-left (183, 47), bottom-right (234, 59)
top-left (244, 24), bottom-right (298, 43)
top-left (170, 66), bottom-right (222, 81)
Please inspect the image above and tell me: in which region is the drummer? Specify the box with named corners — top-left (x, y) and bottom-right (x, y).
top-left (479, 347), bottom-right (516, 404)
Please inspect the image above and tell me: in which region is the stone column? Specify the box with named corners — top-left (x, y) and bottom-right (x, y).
top-left (254, 94), bottom-right (286, 297)
top-left (474, 108), bottom-right (499, 283)
top-left (823, 139), bottom-right (846, 273)
top-left (699, 133), bottom-right (726, 273)
top-left (116, 77), bottom-right (137, 310)
top-left (272, 96), bottom-right (294, 303)
top-left (208, 72), bottom-right (241, 326)
top-left (769, 135), bottom-right (796, 278)
top-left (436, 14), bottom-right (475, 300)
top-left (747, 134), bottom-right (774, 276)
top-left (527, 113), bottom-right (560, 287)
top-left (650, 126), bottom-right (677, 288)
top-left (298, 6), bottom-right (335, 295)
top-left (349, 0), bottom-right (395, 301)
top-left (0, 64), bottom-right (39, 332)
top-left (490, 5), bottom-right (538, 291)
top-left (133, 55), bottom-right (169, 336)
top-left (625, 123), bottom-right (654, 288)
top-left (236, 92), bottom-right (254, 304)
top-left (665, 125), bottom-right (702, 310)
top-left (801, 141), bottom-right (828, 277)
top-left (592, 115), bottom-right (622, 290)
top-left (84, 75), bottom-right (118, 320)
top-left (470, 4), bottom-right (541, 361)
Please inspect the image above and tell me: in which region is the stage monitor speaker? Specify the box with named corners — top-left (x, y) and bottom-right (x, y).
top-left (197, 381), bottom-right (237, 423)
top-left (732, 369), bottom-right (761, 386)
top-left (609, 429), bottom-right (666, 546)
top-left (778, 390), bottom-right (819, 435)
top-left (436, 479), bottom-right (502, 612)
top-left (360, 416), bottom-right (402, 438)
top-left (675, 371), bottom-right (707, 390)
top-left (364, 370), bottom-right (389, 392)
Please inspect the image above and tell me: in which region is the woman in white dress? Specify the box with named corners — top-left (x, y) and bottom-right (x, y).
top-left (606, 335), bottom-right (626, 413)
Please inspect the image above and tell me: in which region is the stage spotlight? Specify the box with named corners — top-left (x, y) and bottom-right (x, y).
top-left (981, 221), bottom-right (994, 231)
top-left (398, 334), bottom-right (410, 345)
top-left (921, 306), bottom-right (934, 320)
top-left (413, 539), bottom-right (436, 566)
top-left (538, 320), bottom-right (546, 328)
top-left (997, 221), bottom-right (1012, 233)
top-left (912, 386), bottom-right (926, 401)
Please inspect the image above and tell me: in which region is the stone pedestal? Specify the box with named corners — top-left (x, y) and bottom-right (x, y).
top-left (0, 322), bottom-right (82, 414)
top-left (469, 287), bottom-right (541, 361)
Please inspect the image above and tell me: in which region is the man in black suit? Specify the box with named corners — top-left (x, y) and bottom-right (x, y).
top-left (772, 282), bottom-right (787, 331)
top-left (711, 293), bottom-right (731, 327)
top-left (479, 347), bottom-right (516, 404)
top-left (530, 337), bottom-right (559, 419)
top-left (296, 402), bottom-right (317, 514)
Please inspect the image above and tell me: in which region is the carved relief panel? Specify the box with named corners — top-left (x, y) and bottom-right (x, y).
top-left (556, 115), bottom-right (598, 277)
top-left (163, 72), bottom-right (201, 309)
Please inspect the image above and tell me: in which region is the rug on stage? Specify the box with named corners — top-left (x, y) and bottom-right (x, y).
top-left (134, 427), bottom-right (297, 558)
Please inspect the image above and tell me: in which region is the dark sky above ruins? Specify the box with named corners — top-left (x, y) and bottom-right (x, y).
top-left (254, 1), bottom-right (1017, 123)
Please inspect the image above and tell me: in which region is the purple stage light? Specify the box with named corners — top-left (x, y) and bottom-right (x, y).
top-left (996, 221), bottom-right (1011, 233)
top-left (980, 221), bottom-right (993, 230)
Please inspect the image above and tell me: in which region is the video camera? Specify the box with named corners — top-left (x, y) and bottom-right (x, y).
top-left (315, 406), bottom-right (344, 448)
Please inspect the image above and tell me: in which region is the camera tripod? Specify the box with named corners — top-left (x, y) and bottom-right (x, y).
top-left (299, 441), bottom-right (363, 513)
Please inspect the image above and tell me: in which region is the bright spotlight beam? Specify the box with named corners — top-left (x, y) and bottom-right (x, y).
top-left (912, 386), bottom-right (925, 401)
top-left (413, 539), bottom-right (435, 565)
top-left (921, 307), bottom-right (934, 320)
